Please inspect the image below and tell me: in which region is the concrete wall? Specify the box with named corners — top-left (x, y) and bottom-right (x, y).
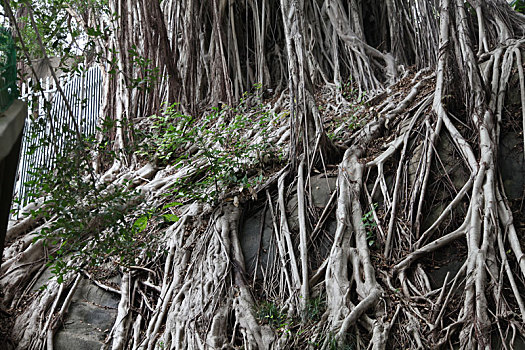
top-left (0, 100), bottom-right (26, 267)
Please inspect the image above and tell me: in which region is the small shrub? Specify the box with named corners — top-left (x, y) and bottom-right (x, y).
top-left (25, 134), bottom-right (173, 282)
top-left (362, 203), bottom-right (378, 247)
top-left (138, 95), bottom-right (278, 203)
top-left (511, 0), bottom-right (525, 13)
top-left (306, 294), bottom-right (326, 321)
top-left (256, 301), bottom-right (288, 330)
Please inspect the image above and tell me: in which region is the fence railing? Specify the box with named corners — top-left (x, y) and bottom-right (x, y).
top-left (12, 66), bottom-right (102, 215)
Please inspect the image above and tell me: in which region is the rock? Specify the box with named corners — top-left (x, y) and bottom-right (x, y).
top-left (70, 276), bottom-right (121, 308)
top-left (55, 331), bottom-right (105, 350)
top-left (493, 335), bottom-right (525, 350)
top-left (32, 268), bottom-right (55, 292)
top-left (286, 175), bottom-right (337, 233)
top-left (407, 142), bottom-right (423, 187)
top-left (427, 255), bottom-right (464, 290)
top-left (54, 277), bottom-right (120, 350)
top-left (499, 132), bottom-right (525, 199)
top-left (240, 175), bottom-right (337, 278)
top-left (240, 205), bottom-right (275, 278)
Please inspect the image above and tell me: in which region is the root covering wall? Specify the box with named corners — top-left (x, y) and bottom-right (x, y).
top-left (2, 0), bottom-right (525, 349)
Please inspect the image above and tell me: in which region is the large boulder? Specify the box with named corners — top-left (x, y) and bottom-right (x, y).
top-left (240, 174), bottom-right (337, 277)
top-left (54, 277), bottom-right (120, 350)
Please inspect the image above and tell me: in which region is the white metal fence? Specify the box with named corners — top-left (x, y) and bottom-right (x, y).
top-left (12, 66), bottom-right (103, 215)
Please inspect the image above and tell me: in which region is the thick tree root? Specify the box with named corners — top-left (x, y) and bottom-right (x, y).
top-left (4, 3), bottom-right (525, 348)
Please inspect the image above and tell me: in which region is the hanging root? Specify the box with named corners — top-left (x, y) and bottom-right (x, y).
top-left (4, 1), bottom-right (525, 349)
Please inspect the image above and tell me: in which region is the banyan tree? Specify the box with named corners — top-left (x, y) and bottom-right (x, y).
top-left (2, 0), bottom-right (525, 349)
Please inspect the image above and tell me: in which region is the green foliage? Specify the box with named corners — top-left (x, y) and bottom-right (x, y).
top-left (252, 296), bottom-right (357, 350)
top-left (327, 333), bottom-right (356, 350)
top-left (132, 202), bottom-right (181, 233)
top-left (339, 79), bottom-right (365, 102)
top-left (511, 0), bottom-right (525, 13)
top-left (137, 95), bottom-right (277, 203)
top-left (305, 294), bottom-right (326, 322)
top-left (255, 295), bottom-right (327, 344)
top-left (362, 203), bottom-right (378, 247)
top-left (20, 121), bottom-right (177, 282)
top-left (255, 301), bottom-right (288, 330)
top-left (28, 145), bottom-right (135, 279)
top-left (307, 332), bottom-right (356, 350)
top-left (128, 44), bottom-right (160, 91)
top-left (0, 27), bottom-right (18, 112)
top-left (136, 102), bottom-right (192, 162)
top-left (327, 80), bottom-right (368, 141)
top-left (8, 0), bottom-right (101, 60)
top-left (7, 0), bottom-right (167, 282)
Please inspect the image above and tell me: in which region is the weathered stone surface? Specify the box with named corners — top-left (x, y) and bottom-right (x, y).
top-left (427, 256), bottom-right (464, 290)
top-left (436, 134), bottom-right (470, 191)
top-left (286, 175), bottom-right (337, 233)
top-left (71, 277), bottom-right (121, 308)
top-left (499, 132), bottom-right (525, 199)
top-left (240, 205), bottom-right (275, 278)
top-left (54, 277), bottom-right (120, 350)
top-left (309, 175), bottom-right (337, 209)
top-left (32, 268), bottom-right (55, 292)
top-left (54, 331), bottom-right (105, 350)
top-left (240, 175), bottom-right (337, 277)
top-left (493, 335), bottom-right (525, 350)
top-left (408, 142), bottom-right (424, 187)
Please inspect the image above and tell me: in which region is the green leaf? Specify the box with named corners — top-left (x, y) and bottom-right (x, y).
top-left (162, 214), bottom-right (179, 223)
top-left (162, 202), bottom-right (182, 210)
top-left (133, 215), bottom-right (149, 232)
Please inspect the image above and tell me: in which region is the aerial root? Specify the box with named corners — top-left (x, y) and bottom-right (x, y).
top-left (11, 272), bottom-right (77, 349)
top-left (108, 271), bottom-right (131, 350)
top-left (46, 274), bottom-right (82, 350)
top-left (5, 37), bottom-right (525, 348)
top-left (384, 18), bottom-right (525, 349)
top-left (137, 204), bottom-right (276, 349)
top-left (324, 146), bottom-right (387, 349)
